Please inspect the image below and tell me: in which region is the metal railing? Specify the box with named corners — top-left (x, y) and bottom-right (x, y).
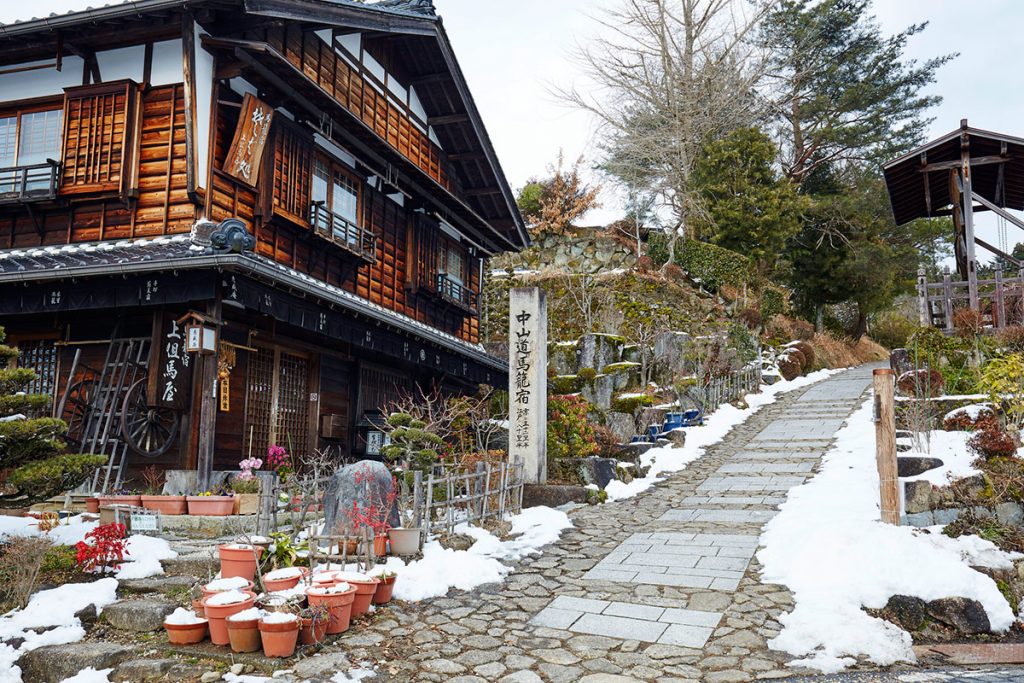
top-left (310, 201), bottom-right (377, 262)
top-left (0, 160), bottom-right (60, 203)
top-left (435, 272), bottom-right (477, 312)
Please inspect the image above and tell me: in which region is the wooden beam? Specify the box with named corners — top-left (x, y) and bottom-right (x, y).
top-left (975, 236), bottom-right (1023, 267)
top-left (428, 113), bottom-right (468, 126)
top-left (448, 152), bottom-right (485, 162)
top-left (410, 72), bottom-right (449, 87)
top-left (464, 187), bottom-right (500, 197)
top-left (972, 191), bottom-right (1024, 232)
top-left (181, 12), bottom-right (199, 204)
top-left (918, 154), bottom-right (1010, 172)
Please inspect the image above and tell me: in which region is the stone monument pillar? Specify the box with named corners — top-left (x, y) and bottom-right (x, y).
top-left (509, 287), bottom-right (548, 484)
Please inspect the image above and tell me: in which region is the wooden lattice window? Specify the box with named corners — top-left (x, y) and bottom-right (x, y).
top-left (61, 80), bottom-right (139, 196)
top-left (356, 364), bottom-right (411, 416)
top-left (243, 347), bottom-right (311, 459)
top-left (267, 120), bottom-right (314, 225)
top-left (15, 339), bottom-right (58, 411)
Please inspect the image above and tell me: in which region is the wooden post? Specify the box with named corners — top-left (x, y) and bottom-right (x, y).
top-left (873, 369), bottom-right (900, 526)
top-left (942, 271), bottom-right (954, 333)
top-left (917, 267), bottom-right (930, 327)
top-left (961, 122), bottom-right (980, 312)
top-left (195, 298), bottom-right (221, 492)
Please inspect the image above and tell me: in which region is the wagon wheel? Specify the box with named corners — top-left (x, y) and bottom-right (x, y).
top-left (120, 378), bottom-right (180, 458)
top-left (59, 378), bottom-right (98, 447)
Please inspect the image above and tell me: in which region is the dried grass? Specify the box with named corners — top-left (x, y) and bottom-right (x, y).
top-left (811, 332), bottom-right (888, 369)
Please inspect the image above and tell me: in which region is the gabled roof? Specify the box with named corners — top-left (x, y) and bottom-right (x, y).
top-left (883, 121), bottom-right (1024, 226)
top-left (0, 0), bottom-right (528, 250)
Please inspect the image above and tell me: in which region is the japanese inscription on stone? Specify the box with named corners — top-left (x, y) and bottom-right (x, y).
top-left (508, 288), bottom-right (547, 484)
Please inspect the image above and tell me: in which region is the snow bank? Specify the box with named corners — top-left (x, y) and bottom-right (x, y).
top-left (377, 506), bottom-right (572, 602)
top-left (0, 578), bottom-right (119, 683)
top-left (900, 429), bottom-right (980, 487)
top-left (606, 369), bottom-right (839, 501)
top-left (758, 398), bottom-right (1019, 673)
top-left (0, 515), bottom-right (97, 545)
top-left (115, 535), bottom-right (177, 579)
top-left (58, 668), bottom-right (113, 683)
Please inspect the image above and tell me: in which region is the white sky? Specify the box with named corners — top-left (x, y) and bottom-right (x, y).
top-left (3, 0), bottom-right (1022, 258)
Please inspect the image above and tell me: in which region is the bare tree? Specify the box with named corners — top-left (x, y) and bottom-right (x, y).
top-left (563, 273), bottom-right (598, 333)
top-left (562, 0), bottom-right (767, 262)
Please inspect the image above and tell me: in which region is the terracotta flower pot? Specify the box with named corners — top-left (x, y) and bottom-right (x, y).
top-left (218, 544), bottom-right (264, 582)
top-left (331, 573), bottom-right (379, 617)
top-left (306, 584), bottom-right (357, 634)
top-left (99, 494), bottom-right (142, 508)
top-left (310, 571), bottom-right (337, 588)
top-left (192, 598), bottom-right (206, 617)
top-left (372, 575), bottom-right (397, 604)
top-left (387, 527), bottom-right (421, 556)
top-left (299, 616), bottom-right (329, 645)
top-left (201, 577), bottom-right (254, 598)
top-left (259, 617), bottom-right (300, 658)
top-left (373, 533), bottom-right (388, 557)
top-left (85, 498), bottom-right (100, 514)
top-left (201, 591), bottom-right (256, 646)
top-left (164, 620), bottom-right (208, 645)
top-left (141, 495), bottom-right (187, 515)
top-left (226, 616), bottom-right (262, 653)
top-left (263, 567), bottom-right (308, 592)
top-left (186, 495), bottom-right (235, 516)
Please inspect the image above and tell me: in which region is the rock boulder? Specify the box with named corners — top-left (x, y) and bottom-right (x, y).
top-left (104, 599), bottom-right (176, 632)
top-left (882, 595), bottom-right (928, 631)
top-left (897, 457), bottom-right (944, 477)
top-left (927, 597), bottom-right (991, 634)
top-left (19, 643), bottom-right (134, 683)
top-left (322, 460), bottom-right (398, 536)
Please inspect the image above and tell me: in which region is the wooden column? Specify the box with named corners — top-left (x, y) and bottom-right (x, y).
top-left (961, 121), bottom-right (980, 312)
top-left (873, 369), bottom-right (900, 526)
top-left (181, 12), bottom-right (199, 204)
top-left (917, 267), bottom-right (929, 327)
top-left (195, 297), bottom-right (222, 492)
top-left (942, 271), bottom-right (954, 333)
top-left (995, 269), bottom-right (1006, 329)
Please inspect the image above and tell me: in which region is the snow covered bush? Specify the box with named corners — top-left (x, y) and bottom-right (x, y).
top-left (777, 350), bottom-right (804, 381)
top-left (943, 405), bottom-right (996, 432)
top-left (896, 368), bottom-right (944, 398)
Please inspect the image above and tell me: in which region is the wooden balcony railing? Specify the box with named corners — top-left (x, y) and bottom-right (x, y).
top-left (310, 201), bottom-right (377, 263)
top-left (435, 272), bottom-right (477, 313)
top-left (0, 160), bottom-right (60, 204)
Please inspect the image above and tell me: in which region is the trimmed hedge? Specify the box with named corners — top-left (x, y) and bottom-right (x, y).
top-left (674, 239), bottom-right (752, 291)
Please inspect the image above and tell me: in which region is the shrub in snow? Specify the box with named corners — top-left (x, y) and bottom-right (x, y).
top-left (981, 353), bottom-right (1024, 428)
top-left (896, 368), bottom-right (944, 398)
top-left (967, 424), bottom-right (1019, 460)
top-left (777, 351), bottom-right (803, 381)
top-left (943, 404), bottom-right (996, 432)
top-left (165, 608), bottom-right (206, 625)
top-left (74, 523), bottom-right (128, 572)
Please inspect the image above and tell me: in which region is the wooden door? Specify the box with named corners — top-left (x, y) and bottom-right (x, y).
top-left (242, 346), bottom-right (312, 459)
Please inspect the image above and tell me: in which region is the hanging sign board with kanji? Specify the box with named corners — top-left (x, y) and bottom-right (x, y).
top-left (149, 312), bottom-right (193, 410)
top-left (221, 93), bottom-right (274, 186)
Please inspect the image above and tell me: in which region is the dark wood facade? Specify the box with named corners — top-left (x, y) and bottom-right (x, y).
top-left (0, 0), bottom-right (525, 489)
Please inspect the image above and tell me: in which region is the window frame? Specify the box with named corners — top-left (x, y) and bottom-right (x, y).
top-left (0, 98), bottom-right (64, 198)
top-left (311, 153), bottom-right (364, 233)
top-left (308, 152), bottom-right (376, 262)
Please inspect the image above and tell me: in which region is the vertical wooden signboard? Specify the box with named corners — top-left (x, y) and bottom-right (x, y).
top-left (222, 93), bottom-right (274, 186)
top-left (150, 312), bottom-right (193, 410)
top-left (509, 288), bottom-right (548, 484)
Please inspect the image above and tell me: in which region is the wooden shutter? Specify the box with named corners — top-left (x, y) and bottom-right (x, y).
top-left (61, 80), bottom-right (139, 196)
top-left (266, 119), bottom-right (314, 225)
top-left (243, 347), bottom-right (311, 458)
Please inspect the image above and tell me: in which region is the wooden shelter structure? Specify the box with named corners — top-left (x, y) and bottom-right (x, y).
top-left (0, 0), bottom-right (527, 493)
top-left (884, 119), bottom-right (1024, 332)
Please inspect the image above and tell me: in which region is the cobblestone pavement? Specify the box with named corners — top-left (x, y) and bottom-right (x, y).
top-left (779, 668), bottom-right (1024, 682)
top-left (339, 366), bottom-right (884, 682)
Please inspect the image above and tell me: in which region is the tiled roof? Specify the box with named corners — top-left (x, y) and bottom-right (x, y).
top-left (0, 235), bottom-right (502, 369)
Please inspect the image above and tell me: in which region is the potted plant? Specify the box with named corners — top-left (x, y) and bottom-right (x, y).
top-left (98, 489), bottom-right (142, 508)
top-left (387, 475), bottom-right (422, 556)
top-left (201, 589), bottom-right (256, 646)
top-left (186, 490), bottom-right (235, 516)
top-left (298, 604), bottom-right (330, 645)
top-left (329, 571), bottom-right (379, 617)
top-left (226, 607), bottom-right (263, 653)
top-left (201, 576), bottom-right (254, 598)
top-left (84, 497), bottom-right (100, 514)
top-left (371, 569), bottom-right (398, 605)
top-left (259, 612), bottom-right (300, 658)
top-left (218, 543), bottom-right (263, 581)
top-left (263, 566), bottom-right (308, 592)
top-left (139, 465), bottom-right (187, 515)
top-left (305, 582), bottom-right (356, 634)
top-left (231, 457), bottom-right (262, 515)
top-left (163, 607), bottom-right (208, 645)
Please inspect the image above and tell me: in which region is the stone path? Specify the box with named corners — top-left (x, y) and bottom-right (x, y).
top-left (344, 365), bottom-right (881, 682)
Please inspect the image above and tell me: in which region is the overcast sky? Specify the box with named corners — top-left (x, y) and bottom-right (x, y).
top-left (4, 0), bottom-right (1022, 258)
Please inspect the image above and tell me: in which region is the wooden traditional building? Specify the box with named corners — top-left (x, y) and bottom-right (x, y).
top-left (0, 0), bottom-right (527, 491)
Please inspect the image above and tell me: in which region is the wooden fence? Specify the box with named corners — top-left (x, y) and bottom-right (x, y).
top-left (918, 267), bottom-right (1024, 333)
top-left (686, 363), bottom-right (762, 413)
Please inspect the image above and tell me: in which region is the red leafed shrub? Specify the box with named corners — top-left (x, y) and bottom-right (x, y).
top-left (635, 255), bottom-right (654, 273)
top-left (737, 308), bottom-right (762, 330)
top-left (777, 352), bottom-right (803, 381)
top-left (896, 368), bottom-right (944, 398)
top-left (943, 406), bottom-right (997, 432)
top-left (75, 523), bottom-right (128, 572)
top-left (789, 341), bottom-right (815, 369)
top-left (968, 425), bottom-right (1020, 459)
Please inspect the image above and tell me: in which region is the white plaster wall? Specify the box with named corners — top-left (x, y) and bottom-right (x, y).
top-left (0, 57), bottom-right (85, 100)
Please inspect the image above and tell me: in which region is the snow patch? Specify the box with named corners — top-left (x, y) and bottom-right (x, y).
top-left (758, 397), bottom-right (1019, 673)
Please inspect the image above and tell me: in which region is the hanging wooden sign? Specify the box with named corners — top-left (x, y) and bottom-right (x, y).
top-left (150, 313), bottom-right (193, 410)
top-left (219, 377), bottom-right (231, 412)
top-left (221, 93), bottom-right (274, 186)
